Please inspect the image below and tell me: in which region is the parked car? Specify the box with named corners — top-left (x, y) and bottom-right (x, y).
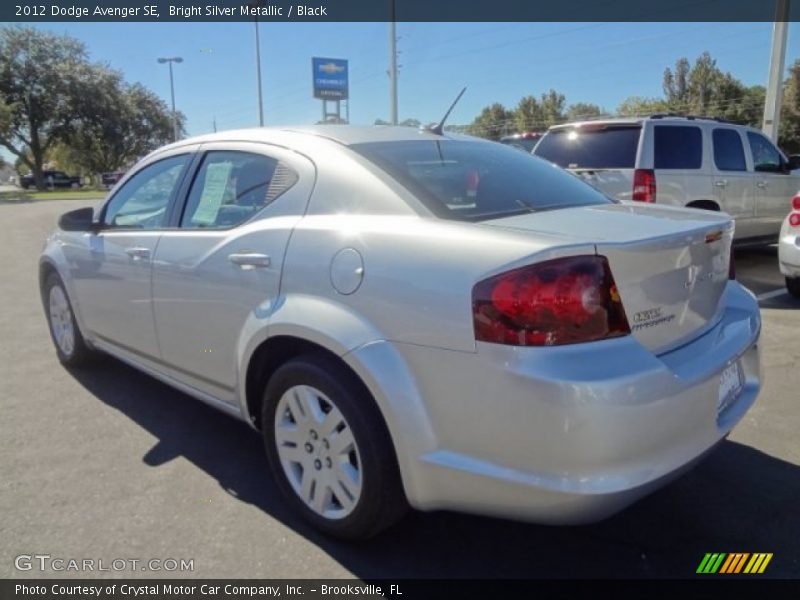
top-left (499, 131), bottom-right (542, 152)
top-left (533, 115), bottom-right (800, 245)
top-left (40, 126), bottom-right (761, 539)
top-left (101, 170), bottom-right (126, 189)
top-left (20, 170), bottom-right (82, 190)
top-left (779, 192), bottom-right (800, 298)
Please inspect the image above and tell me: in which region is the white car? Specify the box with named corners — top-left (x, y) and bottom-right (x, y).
top-left (40, 126), bottom-right (761, 539)
top-left (533, 115), bottom-right (800, 245)
top-left (779, 193), bottom-right (800, 298)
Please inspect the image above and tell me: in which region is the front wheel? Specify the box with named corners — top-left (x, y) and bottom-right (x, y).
top-left (787, 277), bottom-right (800, 299)
top-left (262, 354), bottom-right (407, 539)
top-left (44, 273), bottom-right (94, 367)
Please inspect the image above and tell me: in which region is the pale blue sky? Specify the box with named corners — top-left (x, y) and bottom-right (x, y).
top-left (13, 21), bottom-right (800, 138)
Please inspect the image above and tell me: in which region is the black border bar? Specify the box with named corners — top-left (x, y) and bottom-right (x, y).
top-left (3, 0), bottom-right (800, 22)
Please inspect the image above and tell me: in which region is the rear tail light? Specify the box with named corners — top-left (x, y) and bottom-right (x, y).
top-left (472, 255), bottom-right (630, 346)
top-left (792, 194), bottom-right (800, 211)
top-left (789, 213), bottom-right (800, 228)
top-left (632, 169), bottom-right (656, 203)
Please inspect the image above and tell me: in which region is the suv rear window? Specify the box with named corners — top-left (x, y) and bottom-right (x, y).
top-left (654, 125), bottom-right (702, 169)
top-left (533, 125), bottom-right (640, 169)
top-left (352, 140), bottom-right (612, 221)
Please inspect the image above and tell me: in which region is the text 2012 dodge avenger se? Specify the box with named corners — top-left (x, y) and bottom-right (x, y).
top-left (40, 126), bottom-right (761, 538)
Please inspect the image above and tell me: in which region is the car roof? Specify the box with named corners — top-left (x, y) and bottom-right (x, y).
top-left (159, 125), bottom-right (475, 152)
top-left (548, 115), bottom-right (762, 132)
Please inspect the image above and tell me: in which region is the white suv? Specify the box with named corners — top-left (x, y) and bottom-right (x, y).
top-left (533, 115), bottom-right (800, 244)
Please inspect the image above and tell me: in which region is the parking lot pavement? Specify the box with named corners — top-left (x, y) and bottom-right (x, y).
top-left (1, 200), bottom-right (798, 579)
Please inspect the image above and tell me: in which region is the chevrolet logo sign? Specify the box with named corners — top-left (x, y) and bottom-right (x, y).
top-left (318, 63), bottom-right (345, 74)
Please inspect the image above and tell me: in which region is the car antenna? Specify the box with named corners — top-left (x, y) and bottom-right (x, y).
top-left (424, 87), bottom-right (467, 136)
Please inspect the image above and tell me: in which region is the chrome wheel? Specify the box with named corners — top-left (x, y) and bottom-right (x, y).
top-left (49, 284), bottom-right (75, 357)
top-left (274, 384), bottom-right (362, 519)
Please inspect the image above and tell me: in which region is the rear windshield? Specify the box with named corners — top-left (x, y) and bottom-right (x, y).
top-left (533, 125), bottom-right (641, 169)
top-left (351, 140), bottom-right (613, 221)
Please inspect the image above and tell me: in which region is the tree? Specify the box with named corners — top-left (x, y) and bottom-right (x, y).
top-left (65, 71), bottom-right (179, 178)
top-left (539, 89), bottom-right (565, 127)
top-left (616, 96), bottom-right (670, 117)
top-left (468, 103), bottom-right (514, 139)
top-left (514, 96), bottom-right (541, 132)
top-left (566, 102), bottom-right (604, 121)
top-left (0, 26), bottom-right (89, 189)
top-left (780, 59), bottom-right (800, 154)
top-left (399, 118), bottom-right (421, 128)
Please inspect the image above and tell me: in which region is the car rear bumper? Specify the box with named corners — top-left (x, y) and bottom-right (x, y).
top-left (778, 229), bottom-right (800, 278)
top-left (351, 281), bottom-right (760, 524)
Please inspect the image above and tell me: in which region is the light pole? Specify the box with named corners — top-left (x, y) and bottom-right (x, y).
top-left (157, 57), bottom-right (183, 142)
top-left (389, 0), bottom-right (398, 125)
top-left (249, 0), bottom-right (265, 126)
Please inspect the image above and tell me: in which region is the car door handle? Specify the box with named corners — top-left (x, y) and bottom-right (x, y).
top-left (125, 247), bottom-right (151, 260)
top-left (714, 180), bottom-right (728, 188)
top-left (228, 252), bottom-right (271, 269)
top-left (756, 181), bottom-right (768, 189)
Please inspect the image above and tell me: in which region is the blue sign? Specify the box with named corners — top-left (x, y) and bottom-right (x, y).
top-left (312, 57), bottom-right (349, 100)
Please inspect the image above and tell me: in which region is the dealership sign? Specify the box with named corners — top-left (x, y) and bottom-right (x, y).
top-left (312, 57), bottom-right (349, 100)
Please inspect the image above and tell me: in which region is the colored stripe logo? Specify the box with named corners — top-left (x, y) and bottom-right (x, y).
top-left (697, 553), bottom-right (773, 574)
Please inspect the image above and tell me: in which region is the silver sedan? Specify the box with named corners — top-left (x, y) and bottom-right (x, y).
top-left (40, 126), bottom-right (761, 539)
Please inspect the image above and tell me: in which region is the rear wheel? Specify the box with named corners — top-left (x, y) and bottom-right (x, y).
top-left (787, 277), bottom-right (800, 299)
top-left (262, 354), bottom-right (407, 539)
top-left (44, 273), bottom-right (93, 367)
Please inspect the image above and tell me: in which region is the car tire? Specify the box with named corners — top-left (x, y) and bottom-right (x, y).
top-left (43, 272), bottom-right (94, 367)
top-left (787, 277), bottom-right (800, 299)
top-left (262, 353), bottom-right (408, 539)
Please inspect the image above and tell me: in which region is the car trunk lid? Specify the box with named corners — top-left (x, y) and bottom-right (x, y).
top-left (482, 203), bottom-right (734, 353)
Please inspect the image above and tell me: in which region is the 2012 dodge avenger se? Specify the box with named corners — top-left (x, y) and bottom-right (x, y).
top-left (40, 125), bottom-right (761, 538)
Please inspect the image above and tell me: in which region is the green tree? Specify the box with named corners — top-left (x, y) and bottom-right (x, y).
top-left (566, 102), bottom-right (604, 121)
top-left (780, 59), bottom-right (800, 154)
top-left (0, 26), bottom-right (89, 189)
top-left (514, 95), bottom-right (541, 132)
top-left (399, 118), bottom-right (421, 128)
top-left (539, 89), bottom-right (565, 127)
top-left (468, 103), bottom-right (514, 140)
top-left (65, 70), bottom-right (179, 179)
top-left (616, 96), bottom-right (670, 116)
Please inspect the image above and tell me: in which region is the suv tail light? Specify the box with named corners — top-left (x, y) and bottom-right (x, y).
top-left (472, 255), bottom-right (630, 346)
top-left (632, 169), bottom-right (656, 203)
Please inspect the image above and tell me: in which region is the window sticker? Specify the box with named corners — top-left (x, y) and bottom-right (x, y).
top-left (192, 161), bottom-right (234, 225)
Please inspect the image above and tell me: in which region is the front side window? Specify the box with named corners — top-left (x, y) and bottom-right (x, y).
top-left (180, 151), bottom-right (298, 229)
top-left (654, 125), bottom-right (702, 169)
top-left (747, 132), bottom-right (782, 172)
top-left (103, 154), bottom-right (189, 228)
top-left (712, 129), bottom-right (747, 172)
top-left (352, 139), bottom-right (613, 221)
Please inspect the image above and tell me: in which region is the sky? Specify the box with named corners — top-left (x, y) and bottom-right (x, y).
top-left (12, 21), bottom-right (800, 141)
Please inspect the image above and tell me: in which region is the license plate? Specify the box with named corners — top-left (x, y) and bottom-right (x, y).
top-left (718, 361), bottom-right (744, 413)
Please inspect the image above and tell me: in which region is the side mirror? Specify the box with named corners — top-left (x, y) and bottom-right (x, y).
top-left (58, 207), bottom-right (99, 232)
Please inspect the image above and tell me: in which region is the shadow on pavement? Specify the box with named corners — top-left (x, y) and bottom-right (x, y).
top-left (70, 358), bottom-right (800, 579)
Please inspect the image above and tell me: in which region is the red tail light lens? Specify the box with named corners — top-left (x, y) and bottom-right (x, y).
top-left (792, 194), bottom-right (800, 211)
top-left (789, 213), bottom-right (800, 228)
top-left (632, 169), bottom-right (656, 203)
top-left (472, 255), bottom-right (631, 346)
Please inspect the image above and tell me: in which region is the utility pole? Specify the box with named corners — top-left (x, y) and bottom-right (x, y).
top-left (763, 0), bottom-right (790, 142)
top-left (389, 0), bottom-right (398, 125)
top-left (157, 57), bottom-right (183, 142)
top-left (249, 0), bottom-right (265, 126)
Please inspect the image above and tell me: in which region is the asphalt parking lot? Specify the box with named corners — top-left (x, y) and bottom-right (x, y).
top-left (1, 199), bottom-right (799, 579)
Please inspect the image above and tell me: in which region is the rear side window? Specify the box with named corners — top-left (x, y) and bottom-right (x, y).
top-left (713, 129), bottom-right (747, 172)
top-left (180, 151), bottom-right (298, 229)
top-left (533, 126), bottom-right (640, 169)
top-left (352, 140), bottom-right (612, 222)
top-left (654, 126), bottom-right (702, 169)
